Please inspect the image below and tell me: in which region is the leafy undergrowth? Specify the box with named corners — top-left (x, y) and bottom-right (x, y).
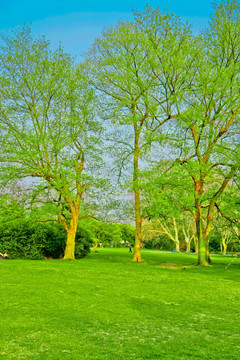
top-left (0, 248), bottom-right (239, 359)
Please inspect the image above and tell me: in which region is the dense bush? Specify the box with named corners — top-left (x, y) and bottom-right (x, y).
top-left (144, 235), bottom-right (176, 251)
top-left (209, 237), bottom-right (221, 253)
top-left (74, 227), bottom-right (93, 259)
top-left (0, 216), bottom-right (136, 259)
top-left (0, 221), bottom-right (45, 259)
top-left (0, 220), bottom-right (93, 259)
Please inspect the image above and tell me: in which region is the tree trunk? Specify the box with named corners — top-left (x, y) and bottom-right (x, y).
top-left (173, 218), bottom-right (180, 253)
top-left (222, 232), bottom-right (230, 255)
top-left (93, 241), bottom-right (98, 252)
top-left (63, 206), bottom-right (79, 260)
top-left (196, 219), bottom-right (207, 265)
top-left (203, 167), bottom-right (237, 264)
top-left (204, 236), bottom-right (212, 264)
top-left (194, 235), bottom-right (198, 254)
top-left (195, 181), bottom-right (209, 266)
top-left (64, 228), bottom-right (76, 259)
top-left (182, 227), bottom-right (191, 253)
top-left (222, 242), bottom-right (227, 256)
top-left (186, 241), bottom-right (191, 253)
top-left (133, 194), bottom-right (144, 262)
top-left (133, 125), bottom-right (144, 262)
top-left (175, 241), bottom-right (180, 253)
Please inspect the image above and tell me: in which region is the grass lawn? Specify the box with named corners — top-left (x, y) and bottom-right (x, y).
top-left (0, 248), bottom-right (240, 360)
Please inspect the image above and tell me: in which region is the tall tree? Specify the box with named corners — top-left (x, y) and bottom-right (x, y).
top-left (86, 8), bottom-right (194, 261)
top-left (173, 0), bottom-right (240, 265)
top-left (0, 26), bottom-right (102, 259)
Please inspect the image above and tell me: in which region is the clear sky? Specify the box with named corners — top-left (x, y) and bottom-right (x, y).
top-left (0, 0), bottom-right (213, 58)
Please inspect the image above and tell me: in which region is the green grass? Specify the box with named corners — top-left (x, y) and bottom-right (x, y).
top-left (1, 248), bottom-right (240, 360)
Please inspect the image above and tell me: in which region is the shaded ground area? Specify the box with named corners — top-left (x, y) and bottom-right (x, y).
top-left (0, 248), bottom-right (240, 359)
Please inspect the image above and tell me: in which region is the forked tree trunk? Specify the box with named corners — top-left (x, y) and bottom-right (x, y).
top-left (221, 232), bottom-right (230, 255)
top-left (159, 218), bottom-right (180, 253)
top-left (183, 223), bottom-right (194, 253)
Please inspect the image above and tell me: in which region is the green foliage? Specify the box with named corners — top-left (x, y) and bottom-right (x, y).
top-left (119, 223), bottom-right (135, 245)
top-left (209, 237), bottom-right (221, 253)
top-left (0, 187), bottom-right (27, 223)
top-left (0, 221), bottom-right (46, 259)
top-left (0, 220), bottom-right (92, 259)
top-left (79, 218), bottom-right (135, 247)
top-left (74, 227), bottom-right (93, 259)
top-left (143, 233), bottom-right (175, 251)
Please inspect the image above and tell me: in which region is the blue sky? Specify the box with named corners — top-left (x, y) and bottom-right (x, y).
top-left (0, 0), bottom-right (213, 58)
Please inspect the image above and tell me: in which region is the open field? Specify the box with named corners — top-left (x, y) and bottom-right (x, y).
top-left (0, 248), bottom-right (240, 360)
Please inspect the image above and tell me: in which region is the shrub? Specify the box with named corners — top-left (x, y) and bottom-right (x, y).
top-left (0, 221), bottom-right (46, 259)
top-left (75, 227), bottom-right (92, 259)
top-left (0, 219), bottom-right (92, 260)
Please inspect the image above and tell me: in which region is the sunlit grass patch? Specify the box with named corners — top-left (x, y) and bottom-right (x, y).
top-left (0, 248), bottom-right (240, 359)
